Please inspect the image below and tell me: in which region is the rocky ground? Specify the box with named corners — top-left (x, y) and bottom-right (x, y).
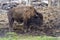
top-left (0, 7), bottom-right (60, 37)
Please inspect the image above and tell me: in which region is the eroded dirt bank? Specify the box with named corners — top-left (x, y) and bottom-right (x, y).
top-left (0, 7), bottom-right (60, 37)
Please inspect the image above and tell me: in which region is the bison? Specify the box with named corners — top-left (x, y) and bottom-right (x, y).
top-left (7, 6), bottom-right (43, 32)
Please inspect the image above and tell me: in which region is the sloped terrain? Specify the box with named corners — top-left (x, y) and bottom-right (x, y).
top-left (0, 7), bottom-right (60, 36)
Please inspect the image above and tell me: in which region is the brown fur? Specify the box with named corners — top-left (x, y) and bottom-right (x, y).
top-left (8, 6), bottom-right (38, 32)
top-left (10, 6), bottom-right (36, 21)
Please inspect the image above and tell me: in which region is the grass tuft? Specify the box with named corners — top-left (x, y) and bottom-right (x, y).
top-left (0, 32), bottom-right (59, 40)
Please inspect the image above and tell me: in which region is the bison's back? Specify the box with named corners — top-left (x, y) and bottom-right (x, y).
top-left (9, 6), bottom-right (36, 20)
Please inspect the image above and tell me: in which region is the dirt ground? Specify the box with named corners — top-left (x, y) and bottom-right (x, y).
top-left (0, 7), bottom-right (60, 37)
top-left (36, 7), bottom-right (60, 36)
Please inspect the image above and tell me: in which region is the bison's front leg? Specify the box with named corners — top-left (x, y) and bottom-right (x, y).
top-left (7, 13), bottom-right (14, 32)
top-left (9, 18), bottom-right (14, 32)
top-left (23, 20), bottom-right (28, 33)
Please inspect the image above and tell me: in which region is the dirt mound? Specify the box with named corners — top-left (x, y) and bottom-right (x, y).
top-left (36, 7), bottom-right (60, 36)
top-left (0, 7), bottom-right (60, 36)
